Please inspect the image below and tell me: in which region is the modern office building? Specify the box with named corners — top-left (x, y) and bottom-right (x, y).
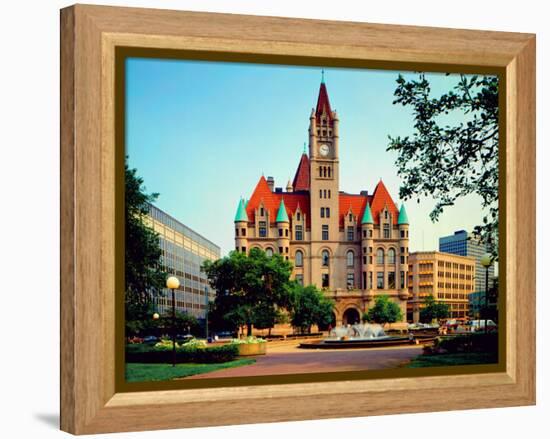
top-left (408, 251), bottom-right (476, 322)
top-left (469, 275), bottom-right (499, 318)
top-left (144, 204), bottom-right (221, 320)
top-left (439, 230), bottom-right (495, 294)
top-left (234, 78), bottom-right (410, 325)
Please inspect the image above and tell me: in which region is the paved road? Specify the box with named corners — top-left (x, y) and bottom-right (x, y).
top-left (186, 344), bottom-right (423, 379)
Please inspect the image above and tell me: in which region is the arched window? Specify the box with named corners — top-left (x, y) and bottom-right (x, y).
top-left (322, 250), bottom-right (330, 266)
top-left (328, 167), bottom-right (331, 178)
top-left (346, 250), bottom-right (354, 267)
top-left (265, 248), bottom-right (273, 258)
top-left (295, 250), bottom-right (303, 267)
top-left (388, 248), bottom-right (396, 264)
top-left (376, 248), bottom-right (385, 264)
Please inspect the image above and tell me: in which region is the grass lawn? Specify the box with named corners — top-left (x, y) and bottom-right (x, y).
top-left (126, 359), bottom-right (255, 382)
top-left (405, 352), bottom-right (498, 368)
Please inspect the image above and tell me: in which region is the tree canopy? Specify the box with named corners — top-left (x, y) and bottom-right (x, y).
top-left (363, 295), bottom-right (403, 325)
top-left (388, 74), bottom-right (499, 256)
top-left (289, 283), bottom-right (334, 334)
top-left (125, 160), bottom-right (166, 336)
top-left (419, 294), bottom-right (450, 323)
top-left (202, 248), bottom-right (293, 336)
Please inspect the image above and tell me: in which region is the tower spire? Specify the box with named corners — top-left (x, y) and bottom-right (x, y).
top-left (321, 68), bottom-right (325, 84)
top-left (303, 141), bottom-right (306, 154)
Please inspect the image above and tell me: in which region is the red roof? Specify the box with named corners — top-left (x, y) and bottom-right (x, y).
top-left (292, 153), bottom-right (310, 192)
top-left (338, 194), bottom-right (372, 228)
top-left (370, 180), bottom-right (399, 224)
top-left (246, 176), bottom-right (311, 227)
top-left (337, 182), bottom-right (398, 227)
top-left (315, 82), bottom-right (334, 126)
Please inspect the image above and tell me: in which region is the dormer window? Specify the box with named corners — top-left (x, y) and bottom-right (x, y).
top-left (260, 207), bottom-right (264, 216)
top-left (297, 212), bottom-right (301, 221)
top-left (259, 221), bottom-right (267, 238)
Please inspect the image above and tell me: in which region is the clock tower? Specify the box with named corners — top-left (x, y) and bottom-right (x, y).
top-left (308, 76), bottom-right (340, 286)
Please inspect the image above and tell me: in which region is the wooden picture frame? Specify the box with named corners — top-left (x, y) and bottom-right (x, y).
top-left (60, 4), bottom-right (536, 434)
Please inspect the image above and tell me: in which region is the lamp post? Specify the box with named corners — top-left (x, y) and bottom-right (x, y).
top-left (480, 254), bottom-right (493, 334)
top-left (204, 286), bottom-right (209, 343)
top-left (166, 276), bottom-right (180, 367)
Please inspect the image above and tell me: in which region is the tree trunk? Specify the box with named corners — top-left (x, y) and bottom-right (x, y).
top-left (247, 322), bottom-right (252, 337)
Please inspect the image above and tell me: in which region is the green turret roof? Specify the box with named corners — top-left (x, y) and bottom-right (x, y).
top-left (361, 203), bottom-right (374, 224)
top-left (276, 199), bottom-right (289, 223)
top-left (234, 199), bottom-right (248, 222)
top-left (398, 203), bottom-right (409, 225)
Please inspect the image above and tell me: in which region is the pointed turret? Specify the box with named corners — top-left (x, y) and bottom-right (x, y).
top-left (398, 204), bottom-right (409, 225)
top-left (276, 199), bottom-right (289, 223)
top-left (361, 203), bottom-right (374, 224)
top-left (292, 153), bottom-right (310, 192)
top-left (286, 179), bottom-right (293, 193)
top-left (234, 199), bottom-right (248, 222)
top-left (315, 79), bottom-right (334, 125)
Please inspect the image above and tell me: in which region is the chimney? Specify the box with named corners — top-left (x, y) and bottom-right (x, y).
top-left (267, 176), bottom-right (275, 192)
top-left (360, 190), bottom-right (369, 197)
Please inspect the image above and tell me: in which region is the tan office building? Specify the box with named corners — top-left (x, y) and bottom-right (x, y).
top-left (407, 251), bottom-right (476, 323)
top-left (234, 79), bottom-right (410, 325)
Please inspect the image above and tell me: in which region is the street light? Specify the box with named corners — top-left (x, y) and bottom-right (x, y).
top-left (152, 312), bottom-right (160, 320)
top-left (166, 276), bottom-right (180, 367)
top-left (480, 253), bottom-right (493, 334)
top-left (204, 286), bottom-right (209, 342)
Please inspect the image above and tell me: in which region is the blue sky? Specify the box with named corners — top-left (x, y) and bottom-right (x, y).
top-left (126, 58), bottom-right (495, 256)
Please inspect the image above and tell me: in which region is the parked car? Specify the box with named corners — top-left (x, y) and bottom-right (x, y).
top-left (142, 335), bottom-right (158, 343)
top-left (468, 319), bottom-right (497, 332)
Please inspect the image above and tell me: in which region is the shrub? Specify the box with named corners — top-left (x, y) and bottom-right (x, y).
top-left (433, 333), bottom-right (498, 354)
top-left (126, 343), bottom-right (238, 364)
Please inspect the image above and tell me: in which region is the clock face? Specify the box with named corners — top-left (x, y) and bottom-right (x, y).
top-left (319, 144), bottom-right (330, 157)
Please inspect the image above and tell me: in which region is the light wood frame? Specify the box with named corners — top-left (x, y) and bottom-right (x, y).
top-left (60, 4), bottom-right (536, 434)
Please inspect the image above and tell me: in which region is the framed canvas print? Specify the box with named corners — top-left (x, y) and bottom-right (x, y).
top-left (60, 4), bottom-right (536, 435)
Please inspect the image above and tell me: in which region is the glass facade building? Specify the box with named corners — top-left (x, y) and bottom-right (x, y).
top-left (145, 204), bottom-right (221, 319)
top-left (439, 230), bottom-right (495, 294)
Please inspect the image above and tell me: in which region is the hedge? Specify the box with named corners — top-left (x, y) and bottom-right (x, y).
top-left (434, 333), bottom-right (498, 354)
top-left (126, 343), bottom-right (239, 364)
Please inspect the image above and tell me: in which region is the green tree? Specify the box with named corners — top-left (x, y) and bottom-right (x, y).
top-left (388, 74), bottom-right (499, 256)
top-left (363, 295), bottom-right (403, 325)
top-left (419, 294), bottom-right (450, 323)
top-left (252, 304), bottom-right (284, 336)
top-left (202, 248), bottom-right (293, 336)
top-left (289, 284), bottom-right (334, 334)
top-left (157, 311), bottom-right (200, 337)
top-left (125, 160), bottom-right (166, 336)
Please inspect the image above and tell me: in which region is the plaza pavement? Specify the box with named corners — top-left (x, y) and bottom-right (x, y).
top-left (185, 340), bottom-right (423, 379)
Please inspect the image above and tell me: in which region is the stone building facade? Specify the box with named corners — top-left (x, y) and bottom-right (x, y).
top-left (233, 79), bottom-right (410, 325)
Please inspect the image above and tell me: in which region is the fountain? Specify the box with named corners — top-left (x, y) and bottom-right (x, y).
top-left (298, 323), bottom-right (421, 349)
top-left (329, 323), bottom-right (389, 340)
